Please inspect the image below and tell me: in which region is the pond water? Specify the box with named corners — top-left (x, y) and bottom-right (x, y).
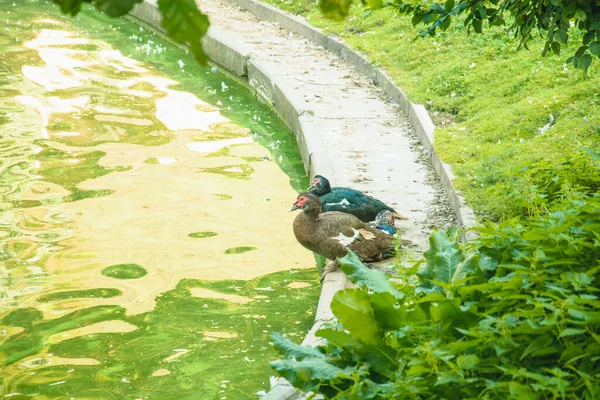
top-left (0, 1), bottom-right (319, 398)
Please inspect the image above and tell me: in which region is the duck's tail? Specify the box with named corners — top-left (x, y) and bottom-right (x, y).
top-left (391, 212), bottom-right (409, 221)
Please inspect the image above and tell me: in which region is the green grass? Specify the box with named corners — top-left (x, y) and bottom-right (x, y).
top-left (260, 0), bottom-right (600, 220)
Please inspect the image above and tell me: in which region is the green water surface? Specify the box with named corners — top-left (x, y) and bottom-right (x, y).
top-left (0, 1), bottom-right (318, 398)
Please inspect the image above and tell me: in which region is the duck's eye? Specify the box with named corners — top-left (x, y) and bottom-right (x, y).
top-left (297, 196), bottom-right (308, 207)
top-left (311, 178), bottom-right (319, 186)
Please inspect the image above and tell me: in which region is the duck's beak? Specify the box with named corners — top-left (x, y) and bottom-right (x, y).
top-left (290, 204), bottom-right (300, 211)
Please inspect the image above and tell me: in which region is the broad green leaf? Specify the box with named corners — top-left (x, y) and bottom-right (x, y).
top-left (355, 344), bottom-right (397, 374)
top-left (590, 41), bottom-right (600, 56)
top-left (93, 0), bottom-right (142, 17)
top-left (320, 0), bottom-right (353, 21)
top-left (456, 354), bottom-right (479, 370)
top-left (509, 381), bottom-right (538, 399)
top-left (430, 247), bottom-right (475, 288)
top-left (316, 328), bottom-right (359, 348)
top-left (339, 252), bottom-right (403, 299)
top-left (53, 0), bottom-right (82, 15)
top-left (369, 292), bottom-right (403, 329)
top-left (406, 364), bottom-right (430, 376)
top-left (434, 371), bottom-right (459, 386)
top-left (555, 29), bottom-right (568, 44)
top-left (158, 0), bottom-right (210, 63)
top-left (271, 333), bottom-right (324, 360)
top-left (418, 292), bottom-right (446, 303)
top-left (270, 358), bottom-right (354, 392)
top-left (330, 288), bottom-right (383, 345)
top-left (430, 299), bottom-right (478, 330)
top-left (574, 9), bottom-right (587, 22)
top-left (421, 229), bottom-right (461, 279)
top-left (444, 0), bottom-right (454, 12)
top-left (579, 54), bottom-right (592, 73)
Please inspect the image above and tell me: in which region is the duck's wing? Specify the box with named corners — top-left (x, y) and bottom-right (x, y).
top-left (349, 225), bottom-right (395, 262)
top-left (318, 211), bottom-right (365, 238)
top-left (317, 212), bottom-right (394, 261)
top-left (321, 189), bottom-right (394, 221)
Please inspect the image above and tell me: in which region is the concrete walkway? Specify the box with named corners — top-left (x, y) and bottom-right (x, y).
top-left (199, 0), bottom-right (455, 252)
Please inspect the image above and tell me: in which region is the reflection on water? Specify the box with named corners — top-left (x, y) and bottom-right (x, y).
top-left (0, 1), bottom-right (318, 398)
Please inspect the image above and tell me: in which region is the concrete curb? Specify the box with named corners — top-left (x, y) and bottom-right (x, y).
top-left (227, 0), bottom-right (477, 234)
top-left (129, 3), bottom-right (346, 398)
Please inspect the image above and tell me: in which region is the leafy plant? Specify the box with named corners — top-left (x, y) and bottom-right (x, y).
top-left (51, 0), bottom-right (210, 62)
top-left (320, 0), bottom-right (600, 74)
top-left (271, 194), bottom-right (600, 398)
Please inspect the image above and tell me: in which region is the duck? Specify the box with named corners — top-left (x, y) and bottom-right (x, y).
top-left (370, 210), bottom-right (398, 235)
top-left (307, 175), bottom-right (408, 223)
top-left (291, 193), bottom-right (396, 270)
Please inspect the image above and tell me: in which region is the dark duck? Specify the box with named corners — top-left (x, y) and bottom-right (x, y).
top-left (291, 193), bottom-right (396, 270)
top-left (307, 175), bottom-right (408, 223)
top-left (370, 210), bottom-right (398, 235)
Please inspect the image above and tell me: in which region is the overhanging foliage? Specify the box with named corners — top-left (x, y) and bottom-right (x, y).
top-left (51, 0), bottom-right (210, 63)
top-left (325, 0), bottom-right (600, 74)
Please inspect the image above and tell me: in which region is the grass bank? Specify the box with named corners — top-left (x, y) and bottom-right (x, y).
top-left (260, 0), bottom-right (600, 220)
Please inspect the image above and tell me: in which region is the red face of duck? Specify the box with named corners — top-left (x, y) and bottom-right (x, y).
top-left (310, 177), bottom-right (320, 188)
top-left (290, 195), bottom-right (309, 211)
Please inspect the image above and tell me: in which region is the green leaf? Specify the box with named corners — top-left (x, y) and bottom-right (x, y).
top-left (590, 41), bottom-right (600, 56)
top-left (435, 371), bottom-right (459, 386)
top-left (339, 252), bottom-right (403, 299)
top-left (430, 299), bottom-right (478, 330)
top-left (551, 41), bottom-right (561, 56)
top-left (580, 54), bottom-right (593, 73)
top-left (93, 0), bottom-right (142, 17)
top-left (407, 364), bottom-right (430, 376)
top-left (520, 334), bottom-right (553, 360)
top-left (330, 288), bottom-right (383, 345)
top-left (53, 0), bottom-right (83, 16)
top-left (369, 292), bottom-right (403, 329)
top-left (583, 31), bottom-right (596, 45)
top-left (555, 29), bottom-right (568, 44)
top-left (456, 354), bottom-right (479, 370)
top-left (574, 9), bottom-right (587, 22)
top-left (583, 146), bottom-right (600, 161)
top-left (472, 18), bottom-right (482, 33)
top-left (355, 344), bottom-right (397, 374)
top-left (157, 0), bottom-right (210, 64)
top-left (270, 358), bottom-right (354, 392)
top-left (509, 381), bottom-right (538, 399)
top-left (444, 0), bottom-right (454, 13)
top-left (367, 0), bottom-right (383, 9)
top-left (412, 12), bottom-right (424, 26)
top-left (271, 333), bottom-right (324, 360)
top-left (320, 0), bottom-right (353, 21)
top-left (421, 229), bottom-right (461, 279)
top-left (559, 328), bottom-right (587, 338)
top-left (316, 328), bottom-right (359, 348)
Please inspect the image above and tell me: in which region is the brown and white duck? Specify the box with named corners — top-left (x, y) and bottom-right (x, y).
top-left (291, 193), bottom-right (396, 269)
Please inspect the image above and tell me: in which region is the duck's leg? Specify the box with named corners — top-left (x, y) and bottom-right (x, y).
top-left (320, 259), bottom-right (340, 282)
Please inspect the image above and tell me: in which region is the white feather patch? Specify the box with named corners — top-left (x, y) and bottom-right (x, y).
top-left (324, 198), bottom-right (350, 207)
top-left (332, 228), bottom-right (359, 246)
top-left (358, 229), bottom-right (375, 240)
